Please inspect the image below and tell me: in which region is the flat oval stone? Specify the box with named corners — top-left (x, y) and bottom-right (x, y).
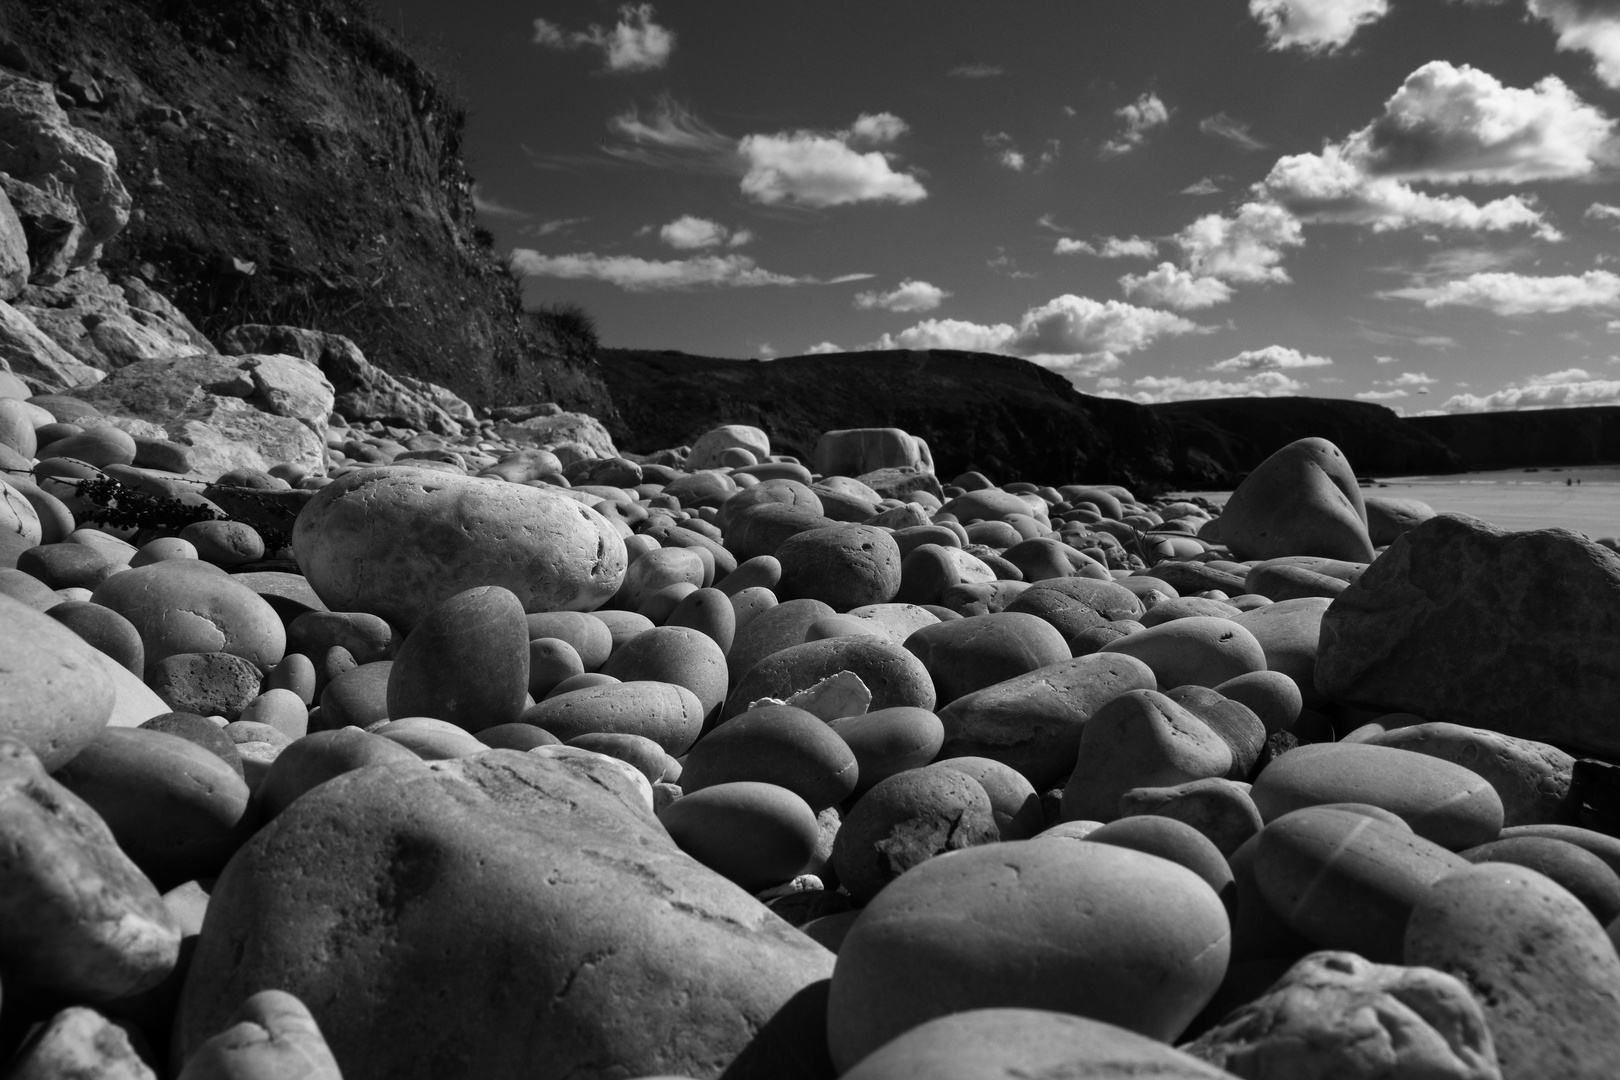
top-left (775, 524), bottom-right (902, 612)
top-left (0, 592), bottom-right (116, 769)
top-left (52, 726), bottom-right (256, 890)
top-left (1025, 577), bottom-right (1145, 621)
top-left (140, 711), bottom-right (244, 778)
top-left (1086, 815), bottom-right (1234, 907)
top-left (1231, 597), bottom-right (1332, 708)
top-left (589, 609), bottom-right (655, 655)
top-left (237, 688), bottom-right (311, 741)
top-left (831, 767), bottom-right (999, 904)
top-left (1461, 837), bottom-right (1620, 923)
top-left (475, 723), bottom-right (561, 751)
top-left (0, 740), bottom-right (181, 1001)
top-left (46, 600), bottom-right (145, 676)
top-left (373, 717), bottom-right (489, 759)
top-left (1064, 689), bottom-right (1234, 824)
top-left (1256, 806), bottom-right (1467, 962)
top-left (1366, 721), bottom-right (1574, 828)
top-left (1100, 616), bottom-right (1266, 689)
top-left (565, 732), bottom-right (670, 783)
top-left (1118, 777), bottom-right (1263, 858)
top-left (726, 636), bottom-right (934, 724)
top-left (600, 624), bottom-right (729, 722)
top-left (91, 560), bottom-right (286, 674)
top-left (902, 612), bottom-right (1070, 707)
top-left (255, 726), bottom-right (423, 820)
top-left (147, 651), bottom-right (265, 721)
top-left (519, 680), bottom-right (706, 755)
top-left (657, 780), bottom-right (819, 892)
top-left (936, 653), bottom-right (1157, 790)
top-left (291, 465), bottom-right (627, 628)
top-left (826, 838), bottom-right (1230, 1071)
top-left (1164, 685), bottom-right (1266, 780)
top-left (1498, 824), bottom-right (1620, 878)
top-left (828, 707), bottom-right (945, 796)
top-left (287, 610), bottom-right (397, 666)
top-left (526, 637), bottom-right (584, 698)
top-left (682, 704), bottom-right (857, 812)
top-left (1213, 670), bottom-right (1302, 735)
top-left (525, 611), bottom-right (613, 671)
top-left (1250, 742), bottom-right (1504, 850)
top-left (841, 1008), bottom-right (1237, 1080)
top-left (616, 545), bottom-right (706, 611)
top-left (386, 586), bottom-right (530, 733)
top-left (928, 756), bottom-right (1043, 840)
top-left (316, 661), bottom-right (393, 730)
top-left (1405, 862), bottom-right (1620, 1079)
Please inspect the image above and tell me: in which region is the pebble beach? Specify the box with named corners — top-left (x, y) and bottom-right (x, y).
top-left (4, 407), bottom-right (1620, 1080)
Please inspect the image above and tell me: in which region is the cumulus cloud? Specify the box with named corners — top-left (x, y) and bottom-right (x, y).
top-left (1357, 368), bottom-right (1436, 399)
top-left (737, 126), bottom-right (927, 208)
top-left (871, 295), bottom-right (1202, 379)
top-left (1199, 113), bottom-right (1268, 151)
top-left (1210, 345), bottom-right (1334, 372)
top-left (850, 113), bottom-right (910, 146)
top-left (1102, 93), bottom-right (1170, 157)
top-left (1176, 201), bottom-right (1306, 285)
top-left (1248, 0), bottom-right (1391, 52)
top-left (1055, 235), bottom-right (1159, 259)
top-left (1097, 371), bottom-right (1308, 403)
top-left (1119, 263), bottom-right (1236, 310)
top-left (1261, 144), bottom-right (1558, 237)
top-left (1355, 387), bottom-right (1410, 399)
top-left (534, 3), bottom-right (675, 72)
top-left (657, 215), bottom-right (742, 249)
top-left (1590, 202), bottom-right (1620, 222)
top-left (804, 341), bottom-right (845, 354)
top-left (854, 279), bottom-right (950, 312)
top-left (1181, 178), bottom-right (1223, 195)
top-left (985, 132), bottom-right (1026, 171)
top-left (1386, 269), bottom-right (1620, 314)
top-left (1527, 0), bottom-right (1620, 88)
top-left (508, 249), bottom-right (871, 291)
top-left (1391, 370), bottom-right (1438, 385)
top-left (1347, 61), bottom-right (1615, 185)
top-left (1443, 366), bottom-right (1620, 410)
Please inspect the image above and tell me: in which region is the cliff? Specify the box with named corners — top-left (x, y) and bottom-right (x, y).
top-left (1409, 406), bottom-right (1620, 472)
top-left (0, 0), bottom-right (613, 416)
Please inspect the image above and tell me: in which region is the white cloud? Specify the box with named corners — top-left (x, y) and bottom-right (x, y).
top-left (1199, 113), bottom-right (1268, 151)
top-left (1347, 61), bottom-right (1615, 185)
top-left (1355, 388), bottom-right (1410, 399)
top-left (737, 126), bottom-right (927, 208)
top-left (534, 3), bottom-right (675, 72)
top-left (509, 250), bottom-right (870, 291)
top-left (1589, 202), bottom-right (1620, 222)
top-left (1376, 354), bottom-right (1401, 363)
top-left (855, 279), bottom-right (950, 312)
top-left (1098, 371), bottom-right (1308, 403)
top-left (1390, 370), bottom-right (1438, 385)
top-left (1055, 235), bottom-right (1159, 259)
top-left (1119, 263), bottom-right (1236, 310)
top-left (1443, 366), bottom-right (1620, 410)
top-left (1211, 345), bottom-right (1334, 372)
top-left (1262, 144), bottom-right (1558, 237)
top-left (727, 228), bottom-right (754, 248)
top-left (1181, 178), bottom-right (1223, 195)
top-left (659, 215), bottom-right (730, 249)
top-left (872, 295), bottom-right (1202, 378)
top-left (1387, 269), bottom-right (1620, 314)
top-left (1248, 0), bottom-right (1391, 52)
top-left (850, 113), bottom-right (909, 146)
top-left (607, 96), bottom-right (733, 161)
top-left (804, 341), bottom-right (845, 354)
top-left (1102, 93), bottom-right (1170, 157)
top-left (1175, 201), bottom-right (1306, 284)
top-left (471, 187), bottom-right (531, 220)
top-left (1527, 0), bottom-right (1620, 88)
top-left (985, 133), bottom-right (1027, 171)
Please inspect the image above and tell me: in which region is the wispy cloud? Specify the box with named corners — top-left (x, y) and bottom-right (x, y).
top-left (1386, 269), bottom-right (1620, 314)
top-left (1102, 92), bottom-right (1170, 157)
top-left (1055, 235), bottom-right (1158, 259)
top-left (533, 3), bottom-right (675, 73)
top-left (1443, 366), bottom-right (1620, 410)
top-left (1199, 113), bottom-right (1268, 151)
top-left (471, 187), bottom-right (532, 220)
top-left (509, 250), bottom-right (871, 291)
top-left (1210, 344), bottom-right (1333, 372)
top-left (1097, 371), bottom-right (1308, 403)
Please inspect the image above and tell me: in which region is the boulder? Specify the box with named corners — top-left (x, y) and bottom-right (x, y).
top-left (1215, 438), bottom-right (1374, 562)
top-left (17, 269), bottom-right (211, 373)
top-left (1364, 495), bottom-right (1437, 547)
top-left (0, 295), bottom-right (103, 388)
top-left (0, 590), bottom-right (116, 768)
top-left (1365, 722), bottom-right (1575, 828)
top-left (7, 1006), bottom-right (159, 1080)
top-left (174, 750), bottom-right (834, 1080)
top-left (815, 427), bottom-right (934, 478)
top-left (0, 186), bottom-right (27, 299)
top-left (221, 325), bottom-right (473, 436)
top-left (1316, 514), bottom-right (1620, 758)
top-left (292, 466), bottom-right (626, 629)
top-left (0, 173), bottom-right (82, 285)
top-left (176, 990), bottom-right (342, 1080)
top-left (687, 424), bottom-right (770, 470)
top-left (1181, 951), bottom-right (1500, 1080)
top-left (495, 411), bottom-right (618, 459)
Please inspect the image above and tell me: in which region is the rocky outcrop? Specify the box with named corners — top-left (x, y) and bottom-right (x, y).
top-left (221, 324), bottom-right (473, 436)
top-left (17, 267), bottom-right (211, 371)
top-left (0, 296), bottom-right (103, 388)
top-left (67, 352), bottom-right (330, 478)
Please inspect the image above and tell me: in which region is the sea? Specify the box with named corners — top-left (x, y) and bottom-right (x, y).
top-left (1174, 464), bottom-right (1620, 541)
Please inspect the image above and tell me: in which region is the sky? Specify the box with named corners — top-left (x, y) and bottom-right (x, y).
top-left (390, 0), bottom-right (1620, 413)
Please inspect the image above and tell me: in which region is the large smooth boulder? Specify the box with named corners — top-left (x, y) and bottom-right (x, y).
top-left (0, 591), bottom-right (114, 768)
top-left (826, 837), bottom-right (1230, 1070)
top-left (1317, 514), bottom-right (1620, 757)
top-left (386, 586), bottom-right (530, 733)
top-left (91, 561), bottom-right (286, 673)
top-left (174, 750), bottom-right (834, 1080)
top-left (815, 427), bottom-right (933, 479)
top-left (292, 466), bottom-right (627, 629)
top-left (1215, 438), bottom-right (1374, 562)
top-left (1366, 722), bottom-right (1575, 828)
top-left (1182, 951), bottom-right (1500, 1080)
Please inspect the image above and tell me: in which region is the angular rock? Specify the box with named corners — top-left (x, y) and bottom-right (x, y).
top-left (0, 295), bottom-right (102, 388)
top-left (174, 750), bottom-right (834, 1080)
top-left (1316, 514), bottom-right (1620, 758)
top-left (1181, 951), bottom-right (1500, 1080)
top-left (8, 1006), bottom-right (158, 1080)
top-left (176, 990), bottom-right (340, 1080)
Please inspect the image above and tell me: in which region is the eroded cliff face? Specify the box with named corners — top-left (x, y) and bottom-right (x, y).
top-left (0, 0), bottom-right (613, 416)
